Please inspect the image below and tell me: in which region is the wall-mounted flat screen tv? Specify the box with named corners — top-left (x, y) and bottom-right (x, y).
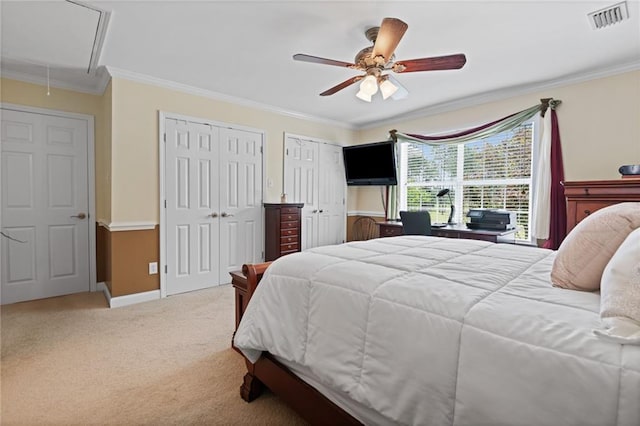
top-left (342, 140), bottom-right (397, 186)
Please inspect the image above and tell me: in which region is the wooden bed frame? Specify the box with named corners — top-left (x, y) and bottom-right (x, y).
top-left (231, 263), bottom-right (362, 426)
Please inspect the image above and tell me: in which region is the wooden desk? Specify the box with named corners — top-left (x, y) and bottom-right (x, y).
top-left (376, 221), bottom-right (517, 243)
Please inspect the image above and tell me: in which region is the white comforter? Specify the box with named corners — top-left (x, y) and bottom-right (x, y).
top-left (234, 236), bottom-right (640, 426)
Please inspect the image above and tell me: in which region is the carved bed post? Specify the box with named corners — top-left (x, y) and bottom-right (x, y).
top-left (231, 262), bottom-right (273, 402)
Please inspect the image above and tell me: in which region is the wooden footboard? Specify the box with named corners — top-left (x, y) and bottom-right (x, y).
top-left (231, 263), bottom-right (361, 426)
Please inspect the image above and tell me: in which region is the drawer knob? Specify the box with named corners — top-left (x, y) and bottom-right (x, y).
top-left (584, 188), bottom-right (589, 195)
top-left (584, 209), bottom-right (591, 216)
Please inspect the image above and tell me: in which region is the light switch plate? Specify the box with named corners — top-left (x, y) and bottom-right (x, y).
top-left (149, 262), bottom-right (158, 275)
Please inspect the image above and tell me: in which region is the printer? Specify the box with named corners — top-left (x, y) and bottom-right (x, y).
top-left (466, 209), bottom-right (516, 230)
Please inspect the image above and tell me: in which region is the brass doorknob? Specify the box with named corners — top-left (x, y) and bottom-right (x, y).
top-left (71, 213), bottom-right (87, 219)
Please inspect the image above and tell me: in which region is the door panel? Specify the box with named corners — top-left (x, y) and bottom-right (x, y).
top-left (165, 120), bottom-right (263, 293)
top-left (165, 120), bottom-right (220, 295)
top-left (218, 128), bottom-right (263, 283)
top-left (1, 109), bottom-right (90, 304)
top-left (284, 136), bottom-right (346, 250)
top-left (319, 143), bottom-right (346, 246)
top-left (284, 136), bottom-right (319, 250)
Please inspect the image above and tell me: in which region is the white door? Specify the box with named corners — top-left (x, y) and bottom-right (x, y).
top-left (1, 109), bottom-right (90, 304)
top-left (218, 128), bottom-right (263, 283)
top-left (164, 118), bottom-right (263, 295)
top-left (318, 143), bottom-right (346, 246)
top-left (284, 136), bottom-right (319, 250)
top-left (165, 119), bottom-right (220, 295)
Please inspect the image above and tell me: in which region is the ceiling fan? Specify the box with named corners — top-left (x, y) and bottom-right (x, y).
top-left (293, 18), bottom-right (467, 102)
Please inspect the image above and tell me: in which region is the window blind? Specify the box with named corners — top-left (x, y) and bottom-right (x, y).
top-left (401, 122), bottom-right (534, 241)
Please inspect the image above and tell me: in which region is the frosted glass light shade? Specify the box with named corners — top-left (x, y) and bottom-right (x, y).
top-left (356, 90), bottom-right (372, 102)
top-left (379, 79), bottom-right (398, 100)
top-left (359, 75), bottom-right (378, 95)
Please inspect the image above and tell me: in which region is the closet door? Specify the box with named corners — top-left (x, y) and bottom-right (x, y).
top-left (165, 120), bottom-right (220, 295)
top-left (284, 135), bottom-right (319, 250)
top-left (284, 134), bottom-right (346, 250)
top-left (218, 128), bottom-right (263, 283)
top-left (318, 143), bottom-right (346, 246)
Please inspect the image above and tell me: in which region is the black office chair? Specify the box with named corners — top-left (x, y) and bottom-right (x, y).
top-left (399, 211), bottom-right (432, 236)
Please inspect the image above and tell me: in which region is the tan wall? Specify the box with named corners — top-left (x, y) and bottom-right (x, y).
top-left (352, 70), bottom-right (640, 213)
top-left (110, 78), bottom-right (355, 223)
top-left (101, 81), bottom-right (113, 224)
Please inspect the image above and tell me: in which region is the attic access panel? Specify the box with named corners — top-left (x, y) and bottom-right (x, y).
top-left (1, 0), bottom-right (104, 72)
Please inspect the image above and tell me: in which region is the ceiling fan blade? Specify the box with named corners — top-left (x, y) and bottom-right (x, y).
top-left (371, 18), bottom-right (408, 62)
top-left (293, 54), bottom-right (356, 68)
top-left (386, 75), bottom-right (409, 100)
top-left (319, 76), bottom-right (364, 96)
top-left (394, 54), bottom-right (467, 73)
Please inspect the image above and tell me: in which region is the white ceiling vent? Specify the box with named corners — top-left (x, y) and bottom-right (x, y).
top-left (588, 2), bottom-right (629, 29)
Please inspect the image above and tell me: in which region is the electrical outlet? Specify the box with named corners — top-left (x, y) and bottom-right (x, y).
top-left (149, 262), bottom-right (158, 275)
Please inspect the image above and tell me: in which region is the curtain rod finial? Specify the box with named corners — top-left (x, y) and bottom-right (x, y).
top-left (389, 129), bottom-right (397, 143)
top-left (540, 98), bottom-right (552, 117)
top-left (540, 98), bottom-right (561, 117)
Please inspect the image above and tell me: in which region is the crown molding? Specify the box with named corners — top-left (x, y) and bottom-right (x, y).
top-left (105, 66), bottom-right (356, 130)
top-left (1, 66), bottom-right (112, 96)
top-left (358, 60), bottom-right (640, 130)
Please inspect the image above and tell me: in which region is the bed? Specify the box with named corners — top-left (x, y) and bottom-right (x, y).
top-left (232, 236), bottom-right (640, 426)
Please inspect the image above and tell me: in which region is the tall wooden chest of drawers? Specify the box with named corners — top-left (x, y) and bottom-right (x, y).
top-left (264, 203), bottom-right (304, 261)
top-left (562, 179), bottom-right (640, 233)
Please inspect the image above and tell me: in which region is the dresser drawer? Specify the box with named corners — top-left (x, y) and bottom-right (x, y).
top-left (281, 207), bottom-right (300, 214)
top-left (378, 223), bottom-right (403, 237)
top-left (281, 221), bottom-right (299, 229)
top-left (280, 242), bottom-right (299, 252)
top-left (281, 228), bottom-right (297, 237)
top-left (574, 201), bottom-right (617, 224)
top-left (281, 213), bottom-right (299, 222)
top-left (280, 235), bottom-right (298, 245)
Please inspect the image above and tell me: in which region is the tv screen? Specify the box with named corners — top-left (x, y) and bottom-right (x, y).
top-left (342, 140), bottom-right (397, 186)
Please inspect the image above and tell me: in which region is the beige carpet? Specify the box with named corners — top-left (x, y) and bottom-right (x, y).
top-left (0, 285), bottom-right (306, 425)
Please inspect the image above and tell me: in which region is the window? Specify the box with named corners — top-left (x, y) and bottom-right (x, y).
top-left (399, 122), bottom-right (534, 242)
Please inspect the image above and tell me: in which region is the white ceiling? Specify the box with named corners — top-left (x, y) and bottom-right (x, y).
top-left (2, 1), bottom-right (640, 128)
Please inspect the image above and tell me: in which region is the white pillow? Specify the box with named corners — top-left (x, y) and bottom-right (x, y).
top-left (594, 227), bottom-right (640, 345)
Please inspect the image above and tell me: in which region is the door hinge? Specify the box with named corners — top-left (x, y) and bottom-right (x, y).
top-left (285, 148), bottom-right (289, 156)
top-left (165, 265), bottom-right (168, 274)
top-left (260, 146), bottom-right (263, 154)
top-left (261, 251), bottom-right (264, 259)
top-left (163, 133), bottom-right (166, 143)
top-left (164, 200), bottom-right (167, 208)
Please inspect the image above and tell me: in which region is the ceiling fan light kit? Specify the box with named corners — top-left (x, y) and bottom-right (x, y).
top-left (293, 17), bottom-right (466, 102)
top-left (379, 78), bottom-right (398, 100)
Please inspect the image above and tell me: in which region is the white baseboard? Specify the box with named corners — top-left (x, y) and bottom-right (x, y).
top-left (97, 282), bottom-right (161, 308)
